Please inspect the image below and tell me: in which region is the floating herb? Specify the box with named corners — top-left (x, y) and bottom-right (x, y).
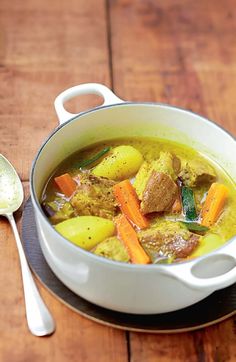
top-left (76, 147), bottom-right (111, 169)
top-left (181, 186), bottom-right (197, 221)
top-left (181, 221), bottom-right (209, 234)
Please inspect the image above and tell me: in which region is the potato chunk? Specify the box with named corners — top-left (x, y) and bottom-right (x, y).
top-left (92, 145), bottom-right (143, 181)
top-left (55, 216), bottom-right (115, 250)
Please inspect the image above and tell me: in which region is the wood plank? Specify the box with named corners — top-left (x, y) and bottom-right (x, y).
top-left (129, 320), bottom-right (236, 362)
top-left (109, 0), bottom-right (236, 361)
top-left (110, 0), bottom-right (236, 134)
top-left (0, 0), bottom-right (128, 361)
top-left (0, 0), bottom-right (111, 180)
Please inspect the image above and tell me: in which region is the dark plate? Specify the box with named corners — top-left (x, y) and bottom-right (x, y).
top-left (21, 198), bottom-right (236, 333)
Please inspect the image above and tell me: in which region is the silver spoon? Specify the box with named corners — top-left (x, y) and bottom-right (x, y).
top-left (0, 154), bottom-right (55, 336)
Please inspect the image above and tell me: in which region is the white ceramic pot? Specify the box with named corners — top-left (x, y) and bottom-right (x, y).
top-left (30, 83), bottom-right (236, 314)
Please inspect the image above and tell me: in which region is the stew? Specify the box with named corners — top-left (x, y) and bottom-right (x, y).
top-left (41, 137), bottom-right (236, 264)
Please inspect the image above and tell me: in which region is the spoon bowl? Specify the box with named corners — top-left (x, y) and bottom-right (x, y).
top-left (0, 154), bottom-right (23, 214)
top-left (0, 154), bottom-right (55, 336)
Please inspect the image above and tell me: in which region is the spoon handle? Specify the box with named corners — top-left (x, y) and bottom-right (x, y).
top-left (6, 213), bottom-right (55, 336)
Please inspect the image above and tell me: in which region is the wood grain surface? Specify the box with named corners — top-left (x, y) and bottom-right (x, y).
top-left (0, 0), bottom-right (235, 361)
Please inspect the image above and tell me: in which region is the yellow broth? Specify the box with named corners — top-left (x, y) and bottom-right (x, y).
top-left (41, 137), bottom-right (236, 260)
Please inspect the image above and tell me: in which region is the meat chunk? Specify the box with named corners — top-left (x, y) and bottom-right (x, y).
top-left (93, 237), bottom-right (130, 262)
top-left (141, 171), bottom-right (178, 214)
top-left (42, 199), bottom-right (75, 224)
top-left (179, 159), bottom-right (216, 187)
top-left (138, 222), bottom-right (199, 260)
top-left (162, 234), bottom-right (199, 258)
top-left (71, 172), bottom-right (117, 219)
top-left (172, 154), bottom-right (181, 174)
top-left (134, 152), bottom-right (180, 200)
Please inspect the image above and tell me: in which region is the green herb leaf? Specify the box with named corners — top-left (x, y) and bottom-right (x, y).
top-left (76, 147), bottom-right (111, 169)
top-left (181, 186), bottom-right (197, 221)
top-left (181, 222), bottom-right (209, 233)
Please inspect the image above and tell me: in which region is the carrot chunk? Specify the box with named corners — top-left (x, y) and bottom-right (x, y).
top-left (201, 183), bottom-right (228, 227)
top-left (54, 173), bottom-right (77, 197)
top-left (113, 180), bottom-right (149, 229)
top-left (115, 214), bottom-right (150, 264)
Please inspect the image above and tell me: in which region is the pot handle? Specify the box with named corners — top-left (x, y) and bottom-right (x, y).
top-left (54, 83), bottom-right (124, 124)
top-left (164, 238), bottom-right (236, 291)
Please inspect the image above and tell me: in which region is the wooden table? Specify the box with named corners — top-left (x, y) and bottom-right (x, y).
top-left (0, 0), bottom-right (236, 361)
